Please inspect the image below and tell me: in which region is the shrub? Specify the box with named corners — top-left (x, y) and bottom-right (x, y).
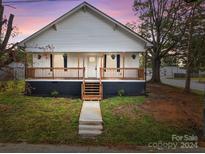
top-left (50, 90), bottom-right (59, 97)
top-left (118, 89), bottom-right (125, 97)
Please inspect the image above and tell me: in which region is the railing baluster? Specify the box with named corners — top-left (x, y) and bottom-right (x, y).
top-left (26, 67), bottom-right (143, 80)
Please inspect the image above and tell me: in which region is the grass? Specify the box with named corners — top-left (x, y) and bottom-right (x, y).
top-left (0, 81), bottom-right (82, 144)
top-left (98, 96), bottom-right (194, 145)
top-left (168, 77), bottom-right (205, 83)
top-left (192, 77), bottom-right (205, 83)
top-left (0, 81), bottom-right (197, 146)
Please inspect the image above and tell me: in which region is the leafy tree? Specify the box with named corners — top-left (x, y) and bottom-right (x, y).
top-left (161, 56), bottom-right (179, 67)
top-left (133, 0), bottom-right (192, 83)
top-left (177, 0), bottom-right (205, 92)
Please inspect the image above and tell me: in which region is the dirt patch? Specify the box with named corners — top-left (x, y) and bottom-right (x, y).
top-left (112, 83), bottom-right (203, 134)
top-left (0, 104), bottom-right (12, 112)
top-left (139, 84), bottom-right (203, 131)
top-left (113, 104), bottom-right (144, 120)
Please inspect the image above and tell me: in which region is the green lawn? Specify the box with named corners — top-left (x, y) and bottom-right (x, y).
top-left (0, 81), bottom-right (82, 144)
top-left (192, 77), bottom-right (205, 83)
top-left (98, 96), bottom-right (194, 145)
top-left (169, 77), bottom-right (205, 83)
top-left (0, 81), bottom-right (195, 146)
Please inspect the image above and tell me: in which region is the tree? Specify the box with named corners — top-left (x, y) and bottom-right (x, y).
top-left (0, 0), bottom-right (17, 68)
top-left (161, 56), bottom-right (179, 67)
top-left (133, 0), bottom-right (191, 83)
top-left (177, 0), bottom-right (205, 92)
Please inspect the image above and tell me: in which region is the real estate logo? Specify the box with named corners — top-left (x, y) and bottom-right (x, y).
top-left (148, 134), bottom-right (198, 150)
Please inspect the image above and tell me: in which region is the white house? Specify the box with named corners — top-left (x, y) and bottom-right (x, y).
top-left (19, 2), bottom-right (152, 100)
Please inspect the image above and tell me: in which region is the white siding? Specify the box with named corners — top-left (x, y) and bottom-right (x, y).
top-left (105, 53), bottom-right (139, 68)
top-left (53, 54), bottom-right (64, 67)
top-left (124, 53), bottom-right (139, 68)
top-left (25, 9), bottom-right (145, 52)
top-left (33, 54), bottom-right (50, 67)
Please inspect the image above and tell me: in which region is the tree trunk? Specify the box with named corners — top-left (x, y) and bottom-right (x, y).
top-left (1, 14), bottom-right (14, 51)
top-left (185, 65), bottom-right (191, 93)
top-left (184, 16), bottom-right (193, 93)
top-left (151, 57), bottom-right (161, 83)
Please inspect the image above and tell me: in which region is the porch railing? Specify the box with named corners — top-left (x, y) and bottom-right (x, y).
top-left (100, 67), bottom-right (144, 80)
top-left (26, 67), bottom-right (85, 79)
top-left (26, 67), bottom-right (144, 80)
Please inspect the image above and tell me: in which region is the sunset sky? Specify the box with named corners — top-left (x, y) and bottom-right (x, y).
top-left (4, 0), bottom-right (138, 43)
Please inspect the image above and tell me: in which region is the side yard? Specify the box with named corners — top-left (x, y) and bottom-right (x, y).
top-left (167, 77), bottom-right (205, 83)
top-left (98, 86), bottom-right (203, 145)
top-left (0, 81), bottom-right (203, 146)
top-left (0, 81), bottom-right (82, 144)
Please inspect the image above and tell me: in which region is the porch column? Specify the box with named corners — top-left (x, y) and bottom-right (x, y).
top-left (100, 55), bottom-right (103, 80)
top-left (51, 53), bottom-right (54, 79)
top-left (25, 52), bottom-right (28, 79)
top-left (83, 56), bottom-right (85, 79)
top-left (103, 54), bottom-right (105, 79)
top-left (122, 52), bottom-right (125, 79)
top-left (78, 55), bottom-right (80, 79)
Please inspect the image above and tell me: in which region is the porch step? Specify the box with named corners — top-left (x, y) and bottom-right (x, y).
top-left (83, 96), bottom-right (102, 101)
top-left (84, 92), bottom-right (100, 94)
top-left (84, 89), bottom-right (99, 91)
top-left (82, 81), bottom-right (102, 101)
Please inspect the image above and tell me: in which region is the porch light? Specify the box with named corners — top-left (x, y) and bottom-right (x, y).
top-left (132, 54), bottom-right (136, 59)
top-left (38, 54), bottom-right (41, 59)
top-left (63, 53), bottom-right (67, 58)
top-left (111, 54), bottom-right (115, 60)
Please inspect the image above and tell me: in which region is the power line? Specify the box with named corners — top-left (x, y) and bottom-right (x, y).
top-left (3, 0), bottom-right (80, 4)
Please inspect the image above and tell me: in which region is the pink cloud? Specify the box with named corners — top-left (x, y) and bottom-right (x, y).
top-left (17, 17), bottom-right (53, 35)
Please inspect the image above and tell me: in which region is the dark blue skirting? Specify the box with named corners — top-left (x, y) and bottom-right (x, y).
top-left (26, 81), bottom-right (145, 98)
top-left (103, 82), bottom-right (145, 97)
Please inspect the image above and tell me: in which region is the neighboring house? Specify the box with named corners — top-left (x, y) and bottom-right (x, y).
top-left (147, 66), bottom-right (187, 79)
top-left (199, 70), bottom-right (205, 76)
top-left (160, 66), bottom-right (186, 78)
top-left (19, 2), bottom-right (152, 100)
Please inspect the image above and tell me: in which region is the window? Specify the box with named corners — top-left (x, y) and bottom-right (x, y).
top-left (117, 54), bottom-right (120, 72)
top-left (103, 55), bottom-right (107, 72)
top-left (50, 54), bottom-right (53, 71)
top-left (63, 54), bottom-right (67, 71)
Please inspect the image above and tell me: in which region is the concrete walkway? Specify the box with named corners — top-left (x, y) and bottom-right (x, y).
top-left (79, 101), bottom-right (103, 137)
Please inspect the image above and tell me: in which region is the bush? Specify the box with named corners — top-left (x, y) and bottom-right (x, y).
top-left (50, 90), bottom-right (59, 97)
top-left (117, 89), bottom-right (125, 97)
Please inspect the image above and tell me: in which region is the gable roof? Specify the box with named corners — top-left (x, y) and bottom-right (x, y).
top-left (19, 1), bottom-right (152, 47)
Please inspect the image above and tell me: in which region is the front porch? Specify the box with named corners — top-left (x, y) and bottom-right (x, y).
top-left (25, 52), bottom-right (145, 80)
top-left (25, 52), bottom-right (145, 100)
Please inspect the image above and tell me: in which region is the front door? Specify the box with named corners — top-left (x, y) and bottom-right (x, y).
top-left (87, 56), bottom-right (97, 78)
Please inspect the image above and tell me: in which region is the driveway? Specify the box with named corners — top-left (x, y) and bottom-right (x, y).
top-left (161, 78), bottom-right (205, 92)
